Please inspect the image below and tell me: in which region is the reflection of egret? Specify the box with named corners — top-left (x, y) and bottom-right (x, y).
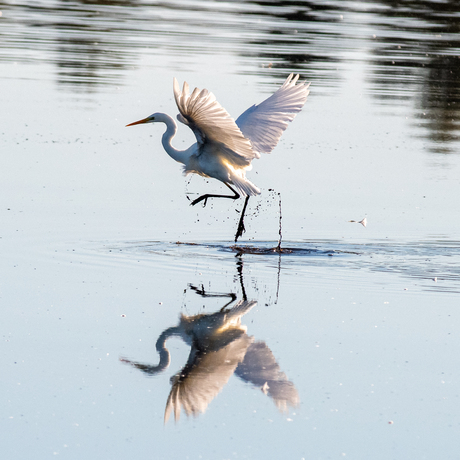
top-left (127, 74), bottom-right (310, 241)
top-left (121, 291), bottom-right (298, 422)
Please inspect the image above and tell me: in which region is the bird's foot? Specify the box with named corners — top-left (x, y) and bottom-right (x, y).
top-left (235, 219), bottom-right (245, 242)
top-left (234, 196), bottom-right (250, 243)
top-left (190, 195), bottom-right (208, 207)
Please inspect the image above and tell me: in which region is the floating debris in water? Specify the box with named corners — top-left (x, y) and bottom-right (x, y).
top-left (349, 217), bottom-right (367, 227)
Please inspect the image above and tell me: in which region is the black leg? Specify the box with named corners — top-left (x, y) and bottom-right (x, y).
top-left (235, 196), bottom-right (249, 242)
top-left (190, 183), bottom-right (240, 206)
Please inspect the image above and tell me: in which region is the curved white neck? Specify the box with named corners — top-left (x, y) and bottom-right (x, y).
top-left (160, 114), bottom-right (191, 165)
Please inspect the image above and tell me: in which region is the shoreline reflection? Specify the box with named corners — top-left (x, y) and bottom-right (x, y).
top-left (1, 0), bottom-right (460, 152)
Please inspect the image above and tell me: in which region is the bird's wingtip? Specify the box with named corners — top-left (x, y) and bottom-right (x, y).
top-left (182, 80), bottom-right (189, 96)
top-left (283, 73), bottom-right (294, 87)
top-left (173, 77), bottom-right (179, 90)
top-left (284, 73), bottom-right (310, 88)
top-left (173, 77), bottom-right (181, 102)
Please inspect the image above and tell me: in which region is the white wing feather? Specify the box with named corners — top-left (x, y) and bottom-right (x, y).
top-left (236, 74), bottom-right (310, 155)
top-left (173, 78), bottom-right (257, 165)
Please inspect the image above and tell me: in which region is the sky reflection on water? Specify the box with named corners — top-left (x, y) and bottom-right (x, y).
top-left (4, 238), bottom-right (456, 459)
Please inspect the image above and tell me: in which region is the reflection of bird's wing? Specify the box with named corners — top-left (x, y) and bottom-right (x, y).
top-left (236, 74), bottom-right (310, 155)
top-left (173, 78), bottom-right (257, 167)
top-left (164, 332), bottom-right (253, 423)
top-left (235, 341), bottom-right (300, 412)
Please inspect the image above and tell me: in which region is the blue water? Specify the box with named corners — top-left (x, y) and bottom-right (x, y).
top-left (1, 1), bottom-right (460, 459)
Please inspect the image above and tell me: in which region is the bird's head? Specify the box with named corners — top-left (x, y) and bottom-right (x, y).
top-left (126, 112), bottom-right (167, 127)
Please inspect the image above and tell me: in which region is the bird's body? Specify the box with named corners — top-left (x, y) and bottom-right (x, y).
top-left (127, 74), bottom-right (310, 241)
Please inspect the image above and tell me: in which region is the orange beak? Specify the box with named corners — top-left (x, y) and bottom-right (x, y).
top-left (126, 117), bottom-right (150, 127)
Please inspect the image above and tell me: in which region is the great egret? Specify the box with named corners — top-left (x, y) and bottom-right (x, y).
top-left (127, 74), bottom-right (310, 241)
top-left (120, 293), bottom-right (299, 422)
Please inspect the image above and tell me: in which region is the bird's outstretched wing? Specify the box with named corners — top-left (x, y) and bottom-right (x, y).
top-left (236, 74), bottom-right (310, 155)
top-left (173, 78), bottom-right (257, 163)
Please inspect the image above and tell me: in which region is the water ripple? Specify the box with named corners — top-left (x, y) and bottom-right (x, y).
top-left (93, 239), bottom-right (460, 295)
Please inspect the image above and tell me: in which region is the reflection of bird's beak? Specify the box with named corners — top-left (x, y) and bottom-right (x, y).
top-left (126, 117), bottom-right (149, 127)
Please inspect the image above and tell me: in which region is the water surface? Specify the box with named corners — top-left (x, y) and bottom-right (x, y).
top-left (1, 1), bottom-right (460, 459)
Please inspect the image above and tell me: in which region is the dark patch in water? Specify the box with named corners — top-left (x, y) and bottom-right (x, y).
top-left (229, 245), bottom-right (335, 256)
top-left (174, 241), bottom-right (355, 256)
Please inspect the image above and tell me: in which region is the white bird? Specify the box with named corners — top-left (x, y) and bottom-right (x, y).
top-left (127, 74), bottom-right (310, 241)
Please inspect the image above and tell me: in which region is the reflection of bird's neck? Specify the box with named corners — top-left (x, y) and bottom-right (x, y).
top-left (160, 114), bottom-right (191, 165)
top-left (120, 326), bottom-right (181, 376)
top-left (153, 326), bottom-right (181, 372)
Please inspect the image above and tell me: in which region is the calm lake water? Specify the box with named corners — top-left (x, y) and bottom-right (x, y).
top-left (2, 1), bottom-right (460, 459)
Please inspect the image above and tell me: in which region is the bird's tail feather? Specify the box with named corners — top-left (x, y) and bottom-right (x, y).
top-left (230, 175), bottom-right (261, 197)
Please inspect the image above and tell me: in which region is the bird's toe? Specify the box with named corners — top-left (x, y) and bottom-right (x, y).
top-left (235, 222), bottom-right (245, 242)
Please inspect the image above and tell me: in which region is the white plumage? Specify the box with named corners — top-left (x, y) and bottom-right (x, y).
top-left (127, 74), bottom-right (310, 241)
